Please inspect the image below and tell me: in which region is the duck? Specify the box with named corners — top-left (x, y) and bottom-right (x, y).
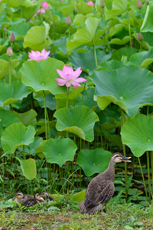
top-left (79, 152), bottom-right (131, 214)
top-left (21, 193), bottom-right (45, 207)
top-left (40, 191), bottom-right (55, 201)
top-left (13, 192), bottom-right (33, 203)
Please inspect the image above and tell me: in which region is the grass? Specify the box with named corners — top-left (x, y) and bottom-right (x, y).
top-left (0, 196), bottom-right (152, 230)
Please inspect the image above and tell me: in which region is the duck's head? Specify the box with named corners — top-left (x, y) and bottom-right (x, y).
top-left (34, 193), bottom-right (44, 202)
top-left (112, 152), bottom-right (131, 163)
top-left (13, 192), bottom-right (24, 200)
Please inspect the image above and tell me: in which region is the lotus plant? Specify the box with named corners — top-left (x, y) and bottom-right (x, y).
top-left (56, 65), bottom-right (87, 89)
top-left (87, 1), bottom-right (94, 6)
top-left (28, 49), bottom-right (50, 62)
top-left (41, 2), bottom-right (49, 10)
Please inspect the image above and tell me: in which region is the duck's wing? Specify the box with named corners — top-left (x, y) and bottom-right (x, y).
top-left (84, 180), bottom-right (114, 208)
top-left (21, 198), bottom-right (37, 207)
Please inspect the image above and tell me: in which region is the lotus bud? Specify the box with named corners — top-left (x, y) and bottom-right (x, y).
top-left (66, 16), bottom-right (71, 26)
top-left (137, 0), bottom-right (142, 9)
top-left (9, 33), bottom-right (15, 42)
top-left (138, 33), bottom-right (143, 41)
top-left (100, 0), bottom-right (105, 8)
top-left (6, 47), bottom-right (13, 57)
top-left (146, 0), bottom-right (149, 4)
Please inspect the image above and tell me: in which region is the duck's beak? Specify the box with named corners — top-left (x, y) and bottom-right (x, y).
top-left (12, 196), bottom-right (16, 200)
top-left (122, 156), bottom-right (131, 162)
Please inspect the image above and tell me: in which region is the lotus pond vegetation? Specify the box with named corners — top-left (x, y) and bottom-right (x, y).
top-left (0, 0), bottom-right (153, 229)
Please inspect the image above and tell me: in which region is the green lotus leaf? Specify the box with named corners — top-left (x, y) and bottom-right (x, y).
top-left (0, 59), bottom-right (9, 79)
top-left (1, 123), bottom-right (36, 154)
top-left (21, 58), bottom-right (66, 95)
top-left (23, 23), bottom-right (51, 51)
top-left (1, 0), bottom-right (32, 7)
top-left (73, 14), bottom-right (86, 25)
top-left (91, 66), bottom-right (153, 116)
top-left (43, 138), bottom-right (77, 167)
top-left (105, 0), bottom-right (128, 20)
top-left (141, 5), bottom-right (153, 32)
top-left (59, 5), bottom-right (74, 17)
top-left (55, 87), bottom-right (84, 100)
top-left (13, 109), bottom-right (37, 125)
top-left (72, 190), bottom-right (86, 203)
top-left (111, 47), bottom-right (137, 61)
top-left (23, 137), bottom-right (43, 156)
top-left (127, 47), bottom-right (153, 69)
top-left (99, 60), bottom-right (124, 70)
top-left (12, 6), bottom-right (38, 19)
top-left (54, 106), bottom-right (99, 142)
top-left (0, 82), bottom-right (31, 107)
top-left (0, 109), bottom-right (21, 136)
top-left (109, 36), bottom-right (130, 46)
top-left (75, 1), bottom-right (94, 15)
top-left (75, 88), bottom-right (97, 109)
top-left (8, 22), bottom-right (32, 38)
top-left (20, 158), bottom-right (36, 180)
top-left (69, 48), bottom-right (111, 75)
top-left (121, 114), bottom-right (153, 157)
top-left (67, 17), bottom-right (100, 51)
top-left (77, 148), bottom-right (112, 176)
top-left (35, 94), bottom-right (56, 110)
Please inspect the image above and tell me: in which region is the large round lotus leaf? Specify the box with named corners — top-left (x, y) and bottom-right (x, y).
top-left (127, 47), bottom-right (153, 69)
top-left (35, 94), bottom-right (56, 111)
top-left (141, 5), bottom-right (153, 32)
top-left (43, 138), bottom-right (77, 167)
top-left (99, 60), bottom-right (124, 70)
top-left (2, 0), bottom-right (33, 7)
top-left (1, 123), bottom-right (36, 154)
top-left (13, 109), bottom-right (37, 125)
top-left (111, 47), bottom-right (137, 61)
top-left (77, 148), bottom-right (112, 176)
top-left (0, 109), bottom-right (21, 136)
top-left (75, 88), bottom-right (97, 109)
top-left (105, 0), bottom-right (128, 20)
top-left (23, 23), bottom-right (51, 51)
top-left (54, 106), bottom-right (99, 142)
top-left (69, 48), bottom-right (111, 75)
top-left (67, 17), bottom-right (100, 51)
top-left (20, 158), bottom-right (36, 180)
top-left (55, 87), bottom-right (84, 100)
top-left (12, 6), bottom-right (38, 20)
top-left (0, 59), bottom-right (9, 79)
top-left (21, 58), bottom-right (66, 95)
top-left (91, 65), bottom-right (153, 117)
top-left (75, 1), bottom-right (94, 15)
top-left (121, 114), bottom-right (153, 157)
top-left (0, 82), bottom-right (31, 107)
top-left (8, 22), bottom-right (32, 38)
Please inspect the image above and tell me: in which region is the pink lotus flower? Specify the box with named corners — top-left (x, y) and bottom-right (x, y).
top-left (7, 47), bottom-right (13, 57)
top-left (28, 49), bottom-right (50, 62)
top-left (41, 2), bottom-right (49, 10)
top-left (137, 0), bottom-right (142, 9)
top-left (9, 33), bottom-right (15, 42)
top-left (36, 8), bottom-right (46, 14)
top-left (56, 65), bottom-right (87, 88)
top-left (66, 16), bottom-right (71, 26)
top-left (87, 1), bottom-right (94, 6)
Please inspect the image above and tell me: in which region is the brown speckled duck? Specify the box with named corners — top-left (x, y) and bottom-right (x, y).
top-left (13, 192), bottom-right (33, 203)
top-left (79, 152), bottom-right (131, 214)
top-left (40, 192), bottom-right (55, 201)
top-left (21, 193), bottom-right (44, 207)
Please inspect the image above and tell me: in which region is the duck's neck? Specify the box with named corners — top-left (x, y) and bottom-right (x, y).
top-left (103, 161), bottom-right (116, 182)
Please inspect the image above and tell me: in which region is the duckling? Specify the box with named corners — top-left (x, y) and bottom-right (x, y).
top-left (13, 192), bottom-right (33, 203)
top-left (40, 192), bottom-right (55, 201)
top-left (21, 193), bottom-right (45, 207)
top-left (79, 152), bottom-right (131, 214)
